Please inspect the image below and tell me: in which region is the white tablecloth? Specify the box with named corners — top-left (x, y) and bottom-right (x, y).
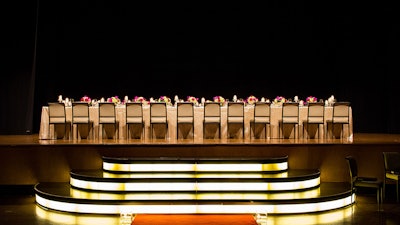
top-left (39, 104), bottom-right (353, 140)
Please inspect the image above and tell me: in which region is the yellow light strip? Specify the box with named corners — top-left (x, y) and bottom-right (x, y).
top-left (35, 206), bottom-right (120, 225)
top-left (35, 202), bottom-right (355, 225)
top-left (103, 162), bottom-right (288, 172)
top-left (70, 177), bottom-right (320, 191)
top-left (70, 187), bottom-right (321, 200)
top-left (35, 193), bottom-right (354, 215)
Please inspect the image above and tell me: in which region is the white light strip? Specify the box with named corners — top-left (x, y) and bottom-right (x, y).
top-left (35, 193), bottom-right (354, 215)
top-left (102, 171), bottom-right (290, 178)
top-left (102, 162), bottom-right (288, 172)
top-left (70, 188), bottom-right (321, 200)
top-left (70, 177), bottom-right (320, 191)
top-left (196, 163), bottom-right (287, 171)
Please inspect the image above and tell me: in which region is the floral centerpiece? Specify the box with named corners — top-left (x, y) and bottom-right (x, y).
top-left (213, 96), bottom-right (225, 105)
top-left (107, 96), bottom-right (121, 105)
top-left (187, 96), bottom-right (199, 104)
top-left (80, 95), bottom-right (91, 103)
top-left (306, 96), bottom-right (318, 103)
top-left (246, 95), bottom-right (258, 105)
top-left (134, 96), bottom-right (148, 105)
top-left (158, 96), bottom-right (172, 105)
top-left (273, 96), bottom-right (286, 105)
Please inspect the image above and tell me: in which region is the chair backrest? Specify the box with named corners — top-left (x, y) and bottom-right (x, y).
top-left (383, 152), bottom-right (400, 172)
top-left (98, 102), bottom-right (116, 124)
top-left (177, 102), bottom-right (194, 123)
top-left (48, 102), bottom-right (66, 124)
top-left (126, 102), bottom-right (143, 124)
top-left (72, 102), bottom-right (90, 123)
top-left (227, 102), bottom-right (244, 122)
top-left (345, 156), bottom-right (359, 185)
top-left (282, 102), bottom-right (299, 123)
top-left (150, 102), bottom-right (167, 123)
top-left (307, 102), bottom-right (325, 123)
top-left (254, 102), bottom-right (271, 123)
top-left (332, 102), bottom-right (350, 124)
top-left (204, 102), bottom-right (221, 123)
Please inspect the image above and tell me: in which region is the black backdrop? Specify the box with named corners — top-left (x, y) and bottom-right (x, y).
top-left (1, 1), bottom-right (398, 134)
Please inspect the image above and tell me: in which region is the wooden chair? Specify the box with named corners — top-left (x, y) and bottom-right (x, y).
top-left (71, 102), bottom-right (92, 139)
top-left (125, 102), bottom-right (145, 140)
top-left (98, 102), bottom-right (118, 139)
top-left (227, 102), bottom-right (245, 139)
top-left (279, 102), bottom-right (299, 139)
top-left (250, 102), bottom-right (271, 139)
top-left (345, 155), bottom-right (383, 208)
top-left (203, 102), bottom-right (221, 139)
top-left (48, 102), bottom-right (70, 139)
top-left (328, 102), bottom-right (351, 139)
top-left (304, 102), bottom-right (325, 139)
top-left (176, 102), bottom-right (194, 139)
top-left (382, 152), bottom-right (400, 202)
top-left (150, 102), bottom-right (168, 139)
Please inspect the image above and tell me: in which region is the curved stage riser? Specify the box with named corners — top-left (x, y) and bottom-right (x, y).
top-left (35, 157), bottom-right (354, 214)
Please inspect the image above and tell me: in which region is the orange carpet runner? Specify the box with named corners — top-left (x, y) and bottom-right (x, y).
top-left (131, 214), bottom-right (258, 225)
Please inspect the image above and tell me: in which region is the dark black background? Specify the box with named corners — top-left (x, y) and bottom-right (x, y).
top-left (1, 1), bottom-right (398, 134)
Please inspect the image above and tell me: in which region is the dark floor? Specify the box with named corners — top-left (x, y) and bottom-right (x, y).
top-left (1, 190), bottom-right (399, 225)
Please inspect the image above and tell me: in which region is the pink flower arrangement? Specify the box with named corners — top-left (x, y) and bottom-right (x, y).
top-left (134, 96), bottom-right (147, 104)
top-left (187, 96), bottom-right (199, 104)
top-left (213, 96), bottom-right (225, 104)
top-left (107, 96), bottom-right (121, 105)
top-left (246, 95), bottom-right (258, 105)
top-left (80, 95), bottom-right (91, 103)
top-left (306, 96), bottom-right (318, 103)
top-left (158, 96), bottom-right (171, 104)
top-left (273, 96), bottom-right (286, 105)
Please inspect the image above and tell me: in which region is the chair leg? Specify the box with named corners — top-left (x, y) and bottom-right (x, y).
top-left (264, 123), bottom-right (267, 139)
top-left (203, 123), bottom-right (206, 139)
top-left (227, 123), bottom-right (230, 139)
top-left (87, 123), bottom-right (92, 139)
top-left (228, 123), bottom-right (230, 139)
top-left (127, 124), bottom-right (130, 140)
top-left (150, 124), bottom-right (153, 139)
top-left (141, 124), bottom-right (145, 140)
top-left (166, 124), bottom-right (168, 140)
top-left (177, 124), bottom-right (179, 140)
top-left (242, 122), bottom-right (244, 139)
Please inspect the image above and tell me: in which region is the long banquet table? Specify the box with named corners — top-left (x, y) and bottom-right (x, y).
top-left (39, 104), bottom-right (353, 141)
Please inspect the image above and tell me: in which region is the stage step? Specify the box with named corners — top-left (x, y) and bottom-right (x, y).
top-left (69, 169), bottom-right (321, 192)
top-left (34, 156), bottom-right (354, 215)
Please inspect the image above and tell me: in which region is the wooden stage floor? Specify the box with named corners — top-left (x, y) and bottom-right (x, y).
top-left (2, 133), bottom-right (400, 146)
